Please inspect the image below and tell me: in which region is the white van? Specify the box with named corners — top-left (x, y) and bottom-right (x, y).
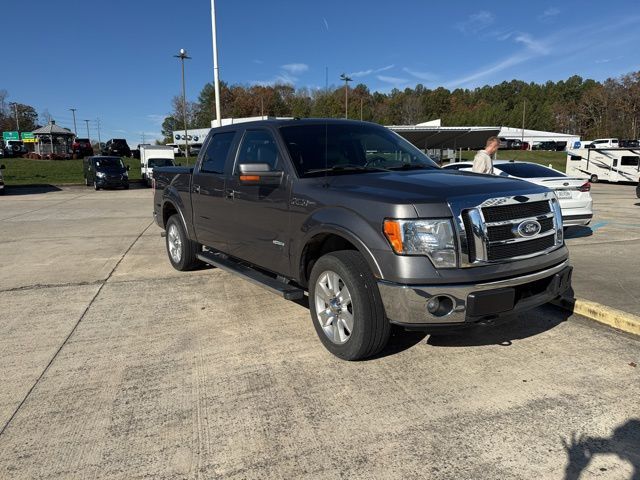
top-left (566, 148), bottom-right (640, 183)
top-left (587, 138), bottom-right (619, 149)
top-left (140, 145), bottom-right (175, 187)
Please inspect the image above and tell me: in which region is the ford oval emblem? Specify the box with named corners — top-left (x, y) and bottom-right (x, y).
top-left (515, 220), bottom-right (542, 238)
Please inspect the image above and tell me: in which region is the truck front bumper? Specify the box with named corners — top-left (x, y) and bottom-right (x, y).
top-left (378, 260), bottom-right (572, 327)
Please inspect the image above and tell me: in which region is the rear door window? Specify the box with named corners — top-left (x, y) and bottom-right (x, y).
top-left (201, 132), bottom-right (236, 174)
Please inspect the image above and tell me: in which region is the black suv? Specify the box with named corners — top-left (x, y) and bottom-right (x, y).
top-left (102, 138), bottom-right (132, 157)
top-left (71, 138), bottom-right (94, 158)
top-left (83, 156), bottom-right (130, 190)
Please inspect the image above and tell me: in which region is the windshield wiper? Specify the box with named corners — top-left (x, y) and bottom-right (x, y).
top-left (386, 163), bottom-right (435, 171)
top-left (306, 164), bottom-right (390, 175)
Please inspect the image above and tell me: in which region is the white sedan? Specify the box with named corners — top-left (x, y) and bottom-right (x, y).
top-left (443, 160), bottom-right (593, 226)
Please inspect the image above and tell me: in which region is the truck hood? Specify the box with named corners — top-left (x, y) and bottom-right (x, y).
top-left (322, 170), bottom-right (549, 207)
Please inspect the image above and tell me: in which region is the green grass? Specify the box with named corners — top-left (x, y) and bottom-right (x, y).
top-left (453, 150), bottom-right (567, 172)
top-left (1, 156), bottom-right (198, 185)
top-left (2, 151), bottom-right (565, 185)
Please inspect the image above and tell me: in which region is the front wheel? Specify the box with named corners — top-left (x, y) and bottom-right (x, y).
top-left (94, 181), bottom-right (100, 190)
top-left (309, 250), bottom-right (390, 360)
top-left (165, 214), bottom-right (201, 271)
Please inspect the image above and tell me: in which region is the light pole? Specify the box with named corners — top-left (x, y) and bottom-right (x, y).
top-left (210, 0), bottom-right (222, 127)
top-left (174, 48), bottom-right (191, 157)
top-left (84, 119), bottom-right (90, 143)
top-left (69, 108), bottom-right (77, 135)
top-left (10, 103), bottom-right (20, 132)
top-left (96, 118), bottom-right (101, 150)
top-left (521, 99), bottom-right (526, 144)
top-left (340, 73), bottom-right (352, 119)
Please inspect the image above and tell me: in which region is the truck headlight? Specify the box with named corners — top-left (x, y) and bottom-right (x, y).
top-left (384, 219), bottom-right (457, 268)
top-left (96, 171), bottom-right (106, 178)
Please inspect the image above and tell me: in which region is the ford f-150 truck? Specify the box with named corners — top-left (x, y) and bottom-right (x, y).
top-left (153, 119), bottom-right (572, 360)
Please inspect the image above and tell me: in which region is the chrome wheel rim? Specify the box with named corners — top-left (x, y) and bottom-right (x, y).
top-left (167, 224), bottom-right (182, 263)
top-left (314, 270), bottom-right (354, 344)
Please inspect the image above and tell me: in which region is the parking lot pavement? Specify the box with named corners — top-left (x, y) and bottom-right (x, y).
top-left (564, 183), bottom-right (640, 315)
top-left (0, 187), bottom-right (639, 479)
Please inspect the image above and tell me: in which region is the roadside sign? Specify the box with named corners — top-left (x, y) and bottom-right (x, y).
top-left (3, 131), bottom-right (19, 141)
top-left (21, 132), bottom-right (34, 140)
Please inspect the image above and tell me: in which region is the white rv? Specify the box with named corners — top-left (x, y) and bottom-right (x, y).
top-left (140, 145), bottom-right (175, 187)
top-left (566, 148), bottom-right (640, 183)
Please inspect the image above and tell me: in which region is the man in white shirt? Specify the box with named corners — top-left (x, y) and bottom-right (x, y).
top-left (472, 136), bottom-right (499, 174)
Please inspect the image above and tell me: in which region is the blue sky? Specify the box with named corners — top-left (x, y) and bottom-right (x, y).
top-left (2, 0), bottom-right (639, 145)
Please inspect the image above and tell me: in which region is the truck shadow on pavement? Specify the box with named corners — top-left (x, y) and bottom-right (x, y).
top-left (563, 226), bottom-right (594, 239)
top-left (426, 304), bottom-right (569, 348)
top-left (3, 185), bottom-right (62, 195)
top-left (562, 419), bottom-right (640, 480)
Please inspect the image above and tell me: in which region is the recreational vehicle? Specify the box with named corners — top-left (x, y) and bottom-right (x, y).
top-left (566, 148), bottom-right (640, 183)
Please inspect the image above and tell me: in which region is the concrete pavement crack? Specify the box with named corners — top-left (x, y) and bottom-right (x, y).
top-left (0, 220), bottom-right (154, 438)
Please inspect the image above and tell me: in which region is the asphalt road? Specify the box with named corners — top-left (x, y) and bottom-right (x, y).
top-left (0, 184), bottom-right (638, 479)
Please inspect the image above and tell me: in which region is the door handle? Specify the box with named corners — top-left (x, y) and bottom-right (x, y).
top-left (193, 184), bottom-right (201, 194)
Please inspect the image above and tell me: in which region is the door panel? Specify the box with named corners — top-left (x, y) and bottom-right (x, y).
top-left (190, 131), bottom-right (237, 250)
top-left (225, 129), bottom-right (292, 275)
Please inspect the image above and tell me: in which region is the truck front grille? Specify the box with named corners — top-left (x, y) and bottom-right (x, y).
top-left (455, 193), bottom-right (562, 267)
top-left (482, 200), bottom-right (551, 222)
top-left (487, 235), bottom-right (556, 261)
top-left (487, 217), bottom-right (554, 242)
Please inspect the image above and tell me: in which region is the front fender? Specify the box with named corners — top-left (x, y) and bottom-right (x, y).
top-left (295, 207), bottom-right (390, 280)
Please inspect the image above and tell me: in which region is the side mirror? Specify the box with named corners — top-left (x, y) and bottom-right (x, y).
top-left (177, 163), bottom-right (182, 166)
top-left (0, 164), bottom-right (5, 170)
top-left (238, 163), bottom-right (283, 185)
top-left (126, 165), bottom-right (130, 171)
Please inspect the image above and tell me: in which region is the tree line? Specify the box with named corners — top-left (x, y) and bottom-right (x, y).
top-left (161, 71), bottom-right (640, 144)
top-left (0, 90), bottom-right (38, 133)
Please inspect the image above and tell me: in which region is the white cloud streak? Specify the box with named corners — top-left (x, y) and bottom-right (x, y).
top-left (456, 11), bottom-right (495, 34)
top-left (281, 63), bottom-right (309, 74)
top-left (402, 67), bottom-right (437, 82)
top-left (348, 64), bottom-right (394, 78)
top-left (377, 75), bottom-right (408, 85)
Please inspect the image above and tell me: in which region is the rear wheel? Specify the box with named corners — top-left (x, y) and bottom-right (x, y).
top-left (165, 214), bottom-right (201, 271)
top-left (590, 174), bottom-right (598, 183)
top-left (309, 250), bottom-right (390, 360)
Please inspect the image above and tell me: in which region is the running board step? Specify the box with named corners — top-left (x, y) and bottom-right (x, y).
top-left (197, 251), bottom-right (304, 300)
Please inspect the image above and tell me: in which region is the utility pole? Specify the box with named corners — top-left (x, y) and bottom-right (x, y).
top-left (340, 73), bottom-right (352, 119)
top-left (174, 49), bottom-right (191, 156)
top-left (360, 97), bottom-right (364, 121)
top-left (84, 119), bottom-right (90, 142)
top-left (141, 132), bottom-right (146, 144)
top-left (69, 108), bottom-right (77, 135)
top-left (96, 118), bottom-right (101, 149)
top-left (11, 103), bottom-right (20, 132)
top-left (521, 99), bottom-right (526, 143)
top-left (210, 0), bottom-right (222, 127)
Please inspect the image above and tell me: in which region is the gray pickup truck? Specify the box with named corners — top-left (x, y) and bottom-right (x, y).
top-left (153, 119), bottom-right (572, 360)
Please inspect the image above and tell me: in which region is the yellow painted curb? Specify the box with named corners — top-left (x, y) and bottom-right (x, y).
top-left (554, 297), bottom-right (640, 337)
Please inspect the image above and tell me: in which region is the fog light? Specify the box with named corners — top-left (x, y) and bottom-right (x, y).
top-left (427, 298), bottom-right (440, 314)
top-left (426, 296), bottom-right (455, 317)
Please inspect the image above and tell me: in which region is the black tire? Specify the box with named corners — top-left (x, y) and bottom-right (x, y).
top-left (94, 181), bottom-right (100, 190)
top-left (590, 174), bottom-right (598, 183)
top-left (309, 250), bottom-right (391, 360)
top-left (123, 183), bottom-right (129, 190)
top-left (165, 214), bottom-right (201, 271)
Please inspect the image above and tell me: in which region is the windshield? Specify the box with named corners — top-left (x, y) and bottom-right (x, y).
top-left (95, 157), bottom-right (124, 169)
top-left (148, 158), bottom-right (175, 168)
top-left (498, 162), bottom-right (565, 178)
top-left (279, 123), bottom-right (438, 177)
